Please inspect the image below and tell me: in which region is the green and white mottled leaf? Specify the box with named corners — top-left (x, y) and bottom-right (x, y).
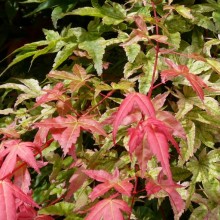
top-left (204, 39), bottom-right (220, 57)
top-left (123, 43), bottom-right (140, 63)
top-left (206, 58), bottom-right (220, 75)
top-left (79, 38), bottom-right (106, 75)
top-left (53, 43), bottom-right (77, 69)
top-left (175, 5), bottom-right (194, 20)
top-left (39, 201), bottom-right (74, 216)
top-left (187, 149), bottom-right (220, 182)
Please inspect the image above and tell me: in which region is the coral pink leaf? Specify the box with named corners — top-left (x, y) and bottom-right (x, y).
top-left (113, 93), bottom-right (155, 143)
top-left (146, 172), bottom-right (185, 218)
top-left (83, 170), bottom-right (113, 183)
top-left (134, 135), bottom-right (153, 178)
top-left (79, 116), bottom-right (108, 137)
top-left (161, 59), bottom-right (208, 100)
top-left (128, 127), bottom-right (144, 154)
top-left (114, 180), bottom-right (133, 196)
top-left (35, 115), bottom-right (107, 155)
top-left (156, 111), bottom-right (186, 139)
top-left (84, 169), bottom-right (133, 201)
top-left (145, 124), bottom-right (173, 181)
top-left (0, 140), bottom-right (39, 179)
top-left (85, 198), bottom-right (131, 220)
top-left (89, 183), bottom-right (112, 201)
top-left (35, 82), bottom-right (65, 107)
top-left (0, 179), bottom-right (39, 220)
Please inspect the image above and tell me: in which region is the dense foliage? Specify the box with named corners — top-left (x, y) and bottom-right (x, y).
top-left (0, 0), bottom-right (220, 219)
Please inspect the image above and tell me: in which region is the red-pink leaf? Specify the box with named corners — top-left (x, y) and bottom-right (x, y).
top-left (134, 135), bottom-right (153, 178)
top-left (85, 198), bottom-right (131, 220)
top-left (161, 59), bottom-right (208, 100)
top-left (113, 93), bottom-right (156, 143)
top-left (89, 183), bottom-right (113, 201)
top-left (66, 167), bottom-right (88, 199)
top-left (0, 140), bottom-right (39, 179)
top-left (83, 169), bottom-right (133, 201)
top-left (0, 179), bottom-right (39, 220)
top-left (145, 123), bottom-right (172, 181)
top-left (35, 82), bottom-right (66, 107)
top-left (156, 111), bottom-right (186, 139)
top-left (146, 172), bottom-right (185, 218)
top-left (35, 115), bottom-right (107, 155)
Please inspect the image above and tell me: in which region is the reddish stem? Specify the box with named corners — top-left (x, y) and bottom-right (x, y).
top-left (82, 90), bottom-right (115, 117)
top-left (148, 1), bottom-right (160, 98)
top-left (128, 176), bottom-right (138, 220)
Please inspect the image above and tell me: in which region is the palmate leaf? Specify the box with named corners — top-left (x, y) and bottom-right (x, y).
top-left (35, 115), bottom-right (107, 155)
top-left (0, 179), bottom-right (39, 220)
top-left (146, 171), bottom-right (185, 220)
top-left (83, 169), bottom-right (133, 201)
top-left (128, 118), bottom-right (179, 181)
top-left (0, 139), bottom-right (40, 179)
top-left (85, 197), bottom-right (131, 220)
top-left (161, 59), bottom-right (208, 100)
top-left (112, 92), bottom-right (156, 143)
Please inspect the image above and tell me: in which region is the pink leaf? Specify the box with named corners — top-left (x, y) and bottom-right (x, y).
top-left (85, 198), bottom-right (131, 220)
top-left (146, 172), bottom-right (185, 219)
top-left (83, 169), bottom-right (133, 201)
top-left (161, 59), bottom-right (208, 100)
top-left (0, 140), bottom-right (40, 179)
top-left (35, 82), bottom-right (66, 107)
top-left (35, 115), bottom-right (107, 155)
top-left (113, 93), bottom-right (156, 143)
top-left (0, 179), bottom-right (39, 220)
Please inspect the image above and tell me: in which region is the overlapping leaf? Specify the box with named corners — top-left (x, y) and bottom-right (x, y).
top-left (0, 179), bottom-right (39, 220)
top-left (0, 139), bottom-right (39, 179)
top-left (85, 197), bottom-right (131, 220)
top-left (112, 92), bottom-right (156, 143)
top-left (83, 169), bottom-right (133, 201)
top-left (146, 171), bottom-right (185, 220)
top-left (35, 115), bottom-right (107, 155)
top-left (161, 59), bottom-right (208, 100)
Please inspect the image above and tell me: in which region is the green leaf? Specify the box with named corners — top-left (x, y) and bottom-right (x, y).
top-left (190, 204), bottom-right (209, 220)
top-left (53, 43), bottom-right (77, 69)
top-left (123, 43), bottom-right (141, 63)
top-left (179, 120), bottom-right (198, 163)
top-left (204, 39), bottom-right (220, 57)
top-left (203, 178), bottom-right (220, 203)
top-left (165, 14), bottom-right (193, 33)
top-left (175, 5), bottom-right (194, 20)
top-left (187, 149), bottom-right (220, 182)
top-left (39, 201), bottom-right (74, 216)
top-left (79, 38), bottom-right (106, 75)
top-left (167, 32), bottom-right (181, 49)
top-left (206, 58), bottom-right (220, 75)
top-left (192, 13), bottom-right (216, 32)
top-left (66, 7), bottom-right (103, 17)
top-left (171, 166), bottom-right (192, 182)
top-left (213, 11), bottom-right (220, 32)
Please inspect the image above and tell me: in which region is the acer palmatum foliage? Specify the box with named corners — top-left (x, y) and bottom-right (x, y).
top-left (34, 115), bottom-right (107, 155)
top-left (85, 197), bottom-right (131, 220)
top-left (112, 92), bottom-right (184, 181)
top-left (146, 171), bottom-right (185, 220)
top-left (83, 169), bottom-right (133, 201)
top-left (161, 59), bottom-right (208, 100)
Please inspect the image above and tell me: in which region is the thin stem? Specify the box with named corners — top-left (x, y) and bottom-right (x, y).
top-left (128, 176), bottom-right (138, 220)
top-left (148, 1), bottom-right (160, 98)
top-left (82, 90), bottom-right (115, 117)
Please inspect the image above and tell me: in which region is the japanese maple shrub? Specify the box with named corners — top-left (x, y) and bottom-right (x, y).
top-left (0, 0), bottom-right (220, 219)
